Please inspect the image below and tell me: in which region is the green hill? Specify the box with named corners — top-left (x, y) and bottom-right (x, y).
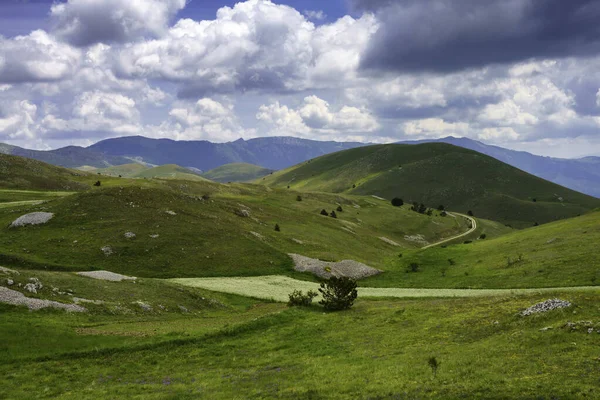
top-left (0, 153), bottom-right (90, 191)
top-left (364, 209), bottom-right (600, 289)
top-left (85, 163), bottom-right (151, 177)
top-left (202, 163), bottom-right (274, 182)
top-left (132, 164), bottom-right (208, 181)
top-left (261, 143), bottom-right (600, 228)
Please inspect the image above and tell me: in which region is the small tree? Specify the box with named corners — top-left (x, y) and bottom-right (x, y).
top-left (336, 205), bottom-right (343, 212)
top-left (437, 205), bottom-right (445, 211)
top-left (440, 211), bottom-right (447, 217)
top-left (391, 197), bottom-right (404, 207)
top-left (428, 356), bottom-right (441, 378)
top-left (320, 209), bottom-right (329, 216)
top-left (296, 195), bottom-right (302, 202)
top-left (330, 210), bottom-right (337, 218)
top-left (467, 210), bottom-right (474, 216)
top-left (319, 277), bottom-right (358, 311)
top-left (94, 180), bottom-right (101, 187)
top-left (274, 224), bottom-right (281, 232)
top-left (479, 234), bottom-right (487, 239)
top-left (407, 262), bottom-right (419, 273)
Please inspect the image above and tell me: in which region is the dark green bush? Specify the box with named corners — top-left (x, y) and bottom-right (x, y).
top-left (274, 224), bottom-right (281, 232)
top-left (287, 290), bottom-right (318, 307)
top-left (319, 277), bottom-right (357, 311)
top-left (320, 209), bottom-right (329, 216)
top-left (391, 197), bottom-right (404, 207)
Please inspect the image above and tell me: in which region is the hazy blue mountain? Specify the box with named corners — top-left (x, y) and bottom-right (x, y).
top-left (400, 137), bottom-right (600, 198)
top-left (88, 136), bottom-right (366, 171)
top-left (0, 142), bottom-right (131, 169)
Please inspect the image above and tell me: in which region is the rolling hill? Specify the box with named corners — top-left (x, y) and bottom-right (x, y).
top-left (261, 143), bottom-right (600, 228)
top-left (401, 136), bottom-right (600, 198)
top-left (132, 164), bottom-right (208, 181)
top-left (201, 163), bottom-right (274, 182)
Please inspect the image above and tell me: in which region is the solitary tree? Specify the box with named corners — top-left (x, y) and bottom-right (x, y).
top-left (467, 210), bottom-right (474, 216)
top-left (274, 224), bottom-right (281, 232)
top-left (94, 180), bottom-right (101, 187)
top-left (336, 205), bottom-right (343, 212)
top-left (318, 276), bottom-right (358, 311)
top-left (391, 197), bottom-right (404, 207)
top-left (296, 195), bottom-right (302, 202)
top-left (437, 205), bottom-right (445, 211)
top-left (330, 210), bottom-right (337, 218)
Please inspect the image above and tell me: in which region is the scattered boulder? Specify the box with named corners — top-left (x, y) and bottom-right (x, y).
top-left (178, 305), bottom-right (189, 313)
top-left (235, 209), bottom-right (251, 217)
top-left (289, 253), bottom-right (382, 280)
top-left (165, 210), bottom-right (177, 216)
top-left (10, 212), bottom-right (54, 228)
top-left (136, 301), bottom-right (152, 311)
top-left (291, 238), bottom-right (304, 245)
top-left (124, 232), bottom-right (136, 239)
top-left (0, 287), bottom-right (85, 312)
top-left (6, 279), bottom-right (14, 286)
top-left (101, 246), bottom-right (113, 256)
top-left (0, 266), bottom-right (19, 275)
top-left (24, 277), bottom-right (43, 293)
top-left (250, 231), bottom-right (264, 240)
top-left (77, 270), bottom-right (136, 282)
top-left (404, 234), bottom-right (428, 245)
top-left (520, 299), bottom-right (571, 316)
top-left (149, 234), bottom-right (159, 239)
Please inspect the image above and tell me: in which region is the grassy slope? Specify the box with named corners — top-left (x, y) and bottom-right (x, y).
top-left (88, 163), bottom-right (150, 177)
top-left (2, 292), bottom-right (599, 399)
top-left (363, 210), bottom-right (600, 289)
top-left (202, 162), bottom-right (274, 183)
top-left (261, 143), bottom-right (600, 228)
top-left (0, 179), bottom-right (467, 278)
top-left (132, 164), bottom-right (209, 181)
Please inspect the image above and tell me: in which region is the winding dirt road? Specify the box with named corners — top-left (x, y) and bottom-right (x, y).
top-left (422, 212), bottom-right (477, 249)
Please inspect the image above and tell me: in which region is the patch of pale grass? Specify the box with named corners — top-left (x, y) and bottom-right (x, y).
top-left (170, 276), bottom-right (600, 302)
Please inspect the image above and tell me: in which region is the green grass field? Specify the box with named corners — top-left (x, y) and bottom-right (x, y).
top-left (261, 143), bottom-right (600, 228)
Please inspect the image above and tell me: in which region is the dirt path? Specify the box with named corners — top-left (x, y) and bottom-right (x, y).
top-left (0, 200), bottom-right (44, 209)
top-left (422, 212), bottom-right (477, 249)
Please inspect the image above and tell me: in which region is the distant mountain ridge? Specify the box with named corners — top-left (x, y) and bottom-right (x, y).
top-left (88, 136), bottom-right (366, 171)
top-left (399, 137), bottom-right (600, 198)
top-left (2, 135), bottom-right (599, 197)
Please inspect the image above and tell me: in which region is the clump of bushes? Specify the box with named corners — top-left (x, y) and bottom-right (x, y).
top-left (287, 290), bottom-right (317, 307)
top-left (391, 197), bottom-right (404, 207)
top-left (320, 209), bottom-right (329, 216)
top-left (319, 276), bottom-right (357, 311)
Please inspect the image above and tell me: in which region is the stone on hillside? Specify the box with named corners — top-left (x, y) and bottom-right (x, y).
top-left (10, 212), bottom-right (54, 228)
top-left (101, 246), bottom-right (113, 256)
top-left (521, 299), bottom-right (571, 316)
top-left (6, 279), bottom-right (14, 286)
top-left (24, 277), bottom-right (43, 294)
top-left (124, 232), bottom-right (136, 239)
top-left (289, 253), bottom-right (382, 280)
top-left (235, 209), bottom-right (251, 217)
top-left (77, 270), bottom-right (136, 282)
top-left (165, 210), bottom-right (177, 216)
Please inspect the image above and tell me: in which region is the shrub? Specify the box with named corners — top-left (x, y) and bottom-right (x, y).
top-left (352, 184), bottom-right (356, 189)
top-left (391, 197), bottom-right (404, 207)
top-left (479, 234), bottom-right (487, 239)
top-left (287, 290), bottom-right (318, 307)
top-left (532, 198), bottom-right (537, 202)
top-left (330, 210), bottom-right (337, 218)
top-left (407, 262), bottom-right (420, 273)
top-left (336, 205), bottom-right (343, 212)
top-left (274, 224), bottom-right (281, 232)
top-left (320, 209), bottom-right (329, 216)
top-left (428, 356), bottom-right (441, 378)
top-left (202, 194), bottom-right (211, 201)
top-left (463, 240), bottom-right (472, 244)
top-left (467, 210), bottom-right (474, 216)
top-left (319, 277), bottom-right (358, 311)
top-left (440, 211), bottom-right (447, 217)
top-left (437, 205), bottom-right (445, 211)
top-left (94, 180), bottom-right (101, 187)
top-left (296, 195), bottom-right (302, 202)
top-left (448, 258), bottom-right (455, 265)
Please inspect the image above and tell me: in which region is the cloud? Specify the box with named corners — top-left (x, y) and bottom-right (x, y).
top-left (303, 10), bottom-right (326, 21)
top-left (356, 0), bottom-right (600, 73)
top-left (0, 100), bottom-right (37, 140)
top-left (401, 118), bottom-right (471, 139)
top-left (51, 0), bottom-right (186, 47)
top-left (115, 1), bottom-right (377, 96)
top-left (596, 88), bottom-right (600, 107)
top-left (257, 95), bottom-right (379, 138)
top-left (0, 30), bottom-right (81, 83)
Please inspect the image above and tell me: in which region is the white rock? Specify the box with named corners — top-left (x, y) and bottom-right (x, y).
top-left (101, 246), bottom-right (113, 256)
top-left (10, 212), bottom-right (54, 228)
top-left (124, 232), bottom-right (136, 239)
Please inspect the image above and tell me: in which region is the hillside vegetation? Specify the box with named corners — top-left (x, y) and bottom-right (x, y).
top-left (0, 158), bottom-right (469, 278)
top-left (202, 162), bottom-right (274, 182)
top-left (261, 143), bottom-right (600, 228)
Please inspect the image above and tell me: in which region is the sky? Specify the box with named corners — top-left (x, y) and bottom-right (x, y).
top-left (0, 0), bottom-right (600, 158)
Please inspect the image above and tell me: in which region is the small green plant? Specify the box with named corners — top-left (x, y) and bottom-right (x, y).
top-left (318, 277), bottom-right (357, 311)
top-left (448, 258), bottom-right (455, 265)
top-left (296, 195), bottom-right (302, 202)
top-left (407, 263), bottom-right (419, 273)
top-left (274, 224), bottom-right (281, 232)
top-left (428, 356), bottom-right (441, 378)
top-left (506, 253), bottom-right (525, 267)
top-left (287, 290), bottom-right (318, 307)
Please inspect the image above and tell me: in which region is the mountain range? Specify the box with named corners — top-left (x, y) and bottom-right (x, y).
top-left (1, 135), bottom-right (598, 197)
